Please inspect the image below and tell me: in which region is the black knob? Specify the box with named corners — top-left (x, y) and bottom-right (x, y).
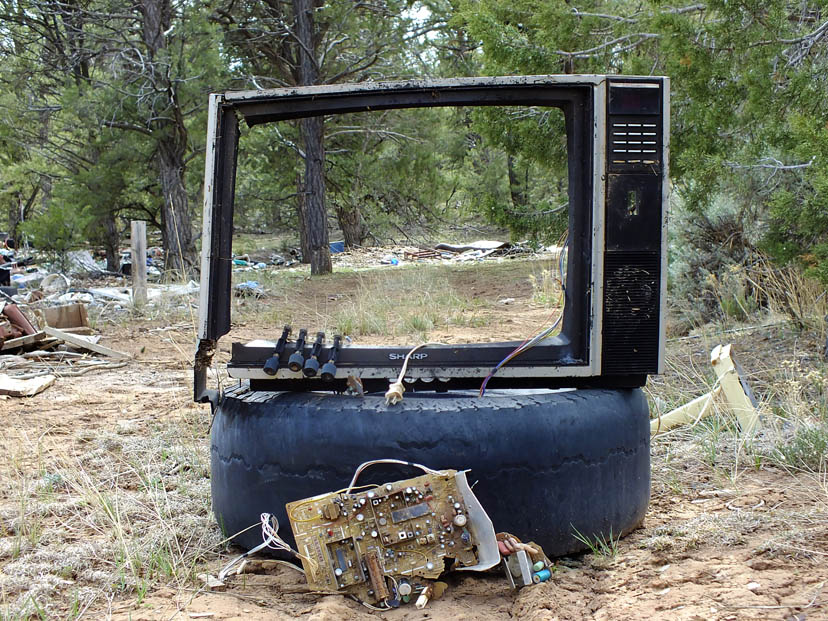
top-left (303, 332), bottom-right (325, 377)
top-left (287, 328), bottom-right (307, 372)
top-left (263, 325), bottom-right (291, 376)
top-left (303, 357), bottom-right (320, 377)
top-left (263, 356), bottom-right (280, 375)
top-left (320, 335), bottom-right (342, 382)
top-left (320, 361), bottom-right (337, 382)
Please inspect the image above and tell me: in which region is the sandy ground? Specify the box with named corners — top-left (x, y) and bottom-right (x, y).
top-left (1, 258), bottom-right (828, 620)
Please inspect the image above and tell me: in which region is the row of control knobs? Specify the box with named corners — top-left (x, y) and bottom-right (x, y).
top-left (262, 326), bottom-right (341, 381)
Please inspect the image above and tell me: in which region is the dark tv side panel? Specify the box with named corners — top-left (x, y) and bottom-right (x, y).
top-left (601, 251), bottom-right (661, 374)
top-left (605, 175), bottom-right (662, 252)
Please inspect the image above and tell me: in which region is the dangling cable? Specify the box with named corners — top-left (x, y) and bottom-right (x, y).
top-left (217, 513), bottom-right (314, 582)
top-left (345, 459), bottom-right (443, 495)
top-left (479, 235), bottom-right (568, 396)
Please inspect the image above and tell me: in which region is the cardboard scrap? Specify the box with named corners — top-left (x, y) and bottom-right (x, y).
top-left (0, 373), bottom-right (55, 397)
top-left (39, 303), bottom-right (89, 331)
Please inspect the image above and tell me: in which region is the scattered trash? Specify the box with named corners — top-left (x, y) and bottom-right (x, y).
top-left (329, 241), bottom-right (552, 270)
top-left (434, 240), bottom-right (509, 253)
top-left (56, 292), bottom-right (95, 305)
top-left (0, 298), bottom-right (131, 396)
top-left (329, 241), bottom-right (345, 253)
top-left (37, 303), bottom-right (90, 333)
top-left (235, 281), bottom-right (265, 297)
top-left (10, 272), bottom-right (45, 290)
top-left (66, 250), bottom-right (103, 275)
top-left (85, 287), bottom-right (132, 304)
top-left (498, 533), bottom-right (553, 589)
top-left (452, 248), bottom-right (502, 261)
top-left (404, 249), bottom-right (441, 261)
top-left (1, 301), bottom-right (38, 342)
top-left (40, 273), bottom-right (71, 296)
top-left (85, 280), bottom-right (199, 305)
top-left (42, 326), bottom-right (129, 359)
top-left (196, 573), bottom-right (225, 592)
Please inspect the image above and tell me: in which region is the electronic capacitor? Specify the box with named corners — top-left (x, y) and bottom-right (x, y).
top-left (532, 569), bottom-right (552, 583)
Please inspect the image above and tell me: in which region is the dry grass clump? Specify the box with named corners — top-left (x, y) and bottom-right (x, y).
top-left (754, 518), bottom-right (828, 560)
top-left (641, 509), bottom-right (826, 555)
top-left (0, 399), bottom-right (219, 619)
top-left (230, 257), bottom-right (560, 344)
top-left (645, 262), bottom-right (828, 563)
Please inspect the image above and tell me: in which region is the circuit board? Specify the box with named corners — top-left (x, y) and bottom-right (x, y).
top-left (286, 469), bottom-right (498, 605)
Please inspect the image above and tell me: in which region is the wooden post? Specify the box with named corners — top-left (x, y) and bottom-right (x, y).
top-left (131, 220), bottom-right (148, 306)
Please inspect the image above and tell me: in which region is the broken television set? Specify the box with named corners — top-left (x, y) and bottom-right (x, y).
top-left (194, 76), bottom-right (669, 402)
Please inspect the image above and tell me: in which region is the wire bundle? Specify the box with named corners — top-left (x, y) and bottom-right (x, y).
top-left (345, 458), bottom-right (443, 495)
top-left (217, 512), bottom-right (311, 581)
top-left (479, 235), bottom-right (568, 397)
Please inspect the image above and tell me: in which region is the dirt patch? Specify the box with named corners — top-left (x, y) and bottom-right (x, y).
top-left (230, 255), bottom-right (563, 347)
top-left (1, 271), bottom-right (828, 619)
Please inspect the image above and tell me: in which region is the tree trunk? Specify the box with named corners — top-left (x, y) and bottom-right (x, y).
top-left (102, 210), bottom-right (120, 272)
top-left (158, 137), bottom-right (195, 273)
top-left (300, 115), bottom-right (331, 273)
top-left (10, 186), bottom-right (38, 241)
top-left (293, 0), bottom-right (331, 275)
top-left (296, 173), bottom-right (309, 263)
top-left (335, 202), bottom-right (368, 247)
top-left (507, 154), bottom-right (527, 212)
top-left (140, 0), bottom-right (195, 274)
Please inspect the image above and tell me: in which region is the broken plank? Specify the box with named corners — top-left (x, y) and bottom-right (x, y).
top-left (0, 331), bottom-right (46, 352)
top-left (60, 326), bottom-right (94, 336)
top-left (0, 373), bottom-right (55, 397)
top-left (42, 326), bottom-right (130, 359)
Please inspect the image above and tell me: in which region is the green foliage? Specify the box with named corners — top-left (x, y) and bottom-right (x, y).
top-left (775, 423), bottom-right (828, 471)
top-left (0, 1), bottom-right (228, 269)
top-left (21, 202), bottom-right (92, 268)
top-left (457, 0), bottom-right (828, 285)
top-left (8, 0), bottom-right (828, 279)
top-left (572, 525), bottom-right (621, 560)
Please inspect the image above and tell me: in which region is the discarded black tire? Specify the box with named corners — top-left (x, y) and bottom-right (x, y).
top-left (211, 386), bottom-right (650, 557)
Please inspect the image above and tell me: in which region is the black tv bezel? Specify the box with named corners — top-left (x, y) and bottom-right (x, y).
top-left (194, 76), bottom-right (666, 402)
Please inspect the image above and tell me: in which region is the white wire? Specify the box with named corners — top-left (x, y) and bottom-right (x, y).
top-left (345, 459), bottom-right (443, 496)
top-left (385, 342), bottom-right (443, 405)
top-left (396, 342), bottom-right (442, 383)
top-left (351, 595), bottom-right (391, 611)
top-left (217, 513), bottom-right (303, 582)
